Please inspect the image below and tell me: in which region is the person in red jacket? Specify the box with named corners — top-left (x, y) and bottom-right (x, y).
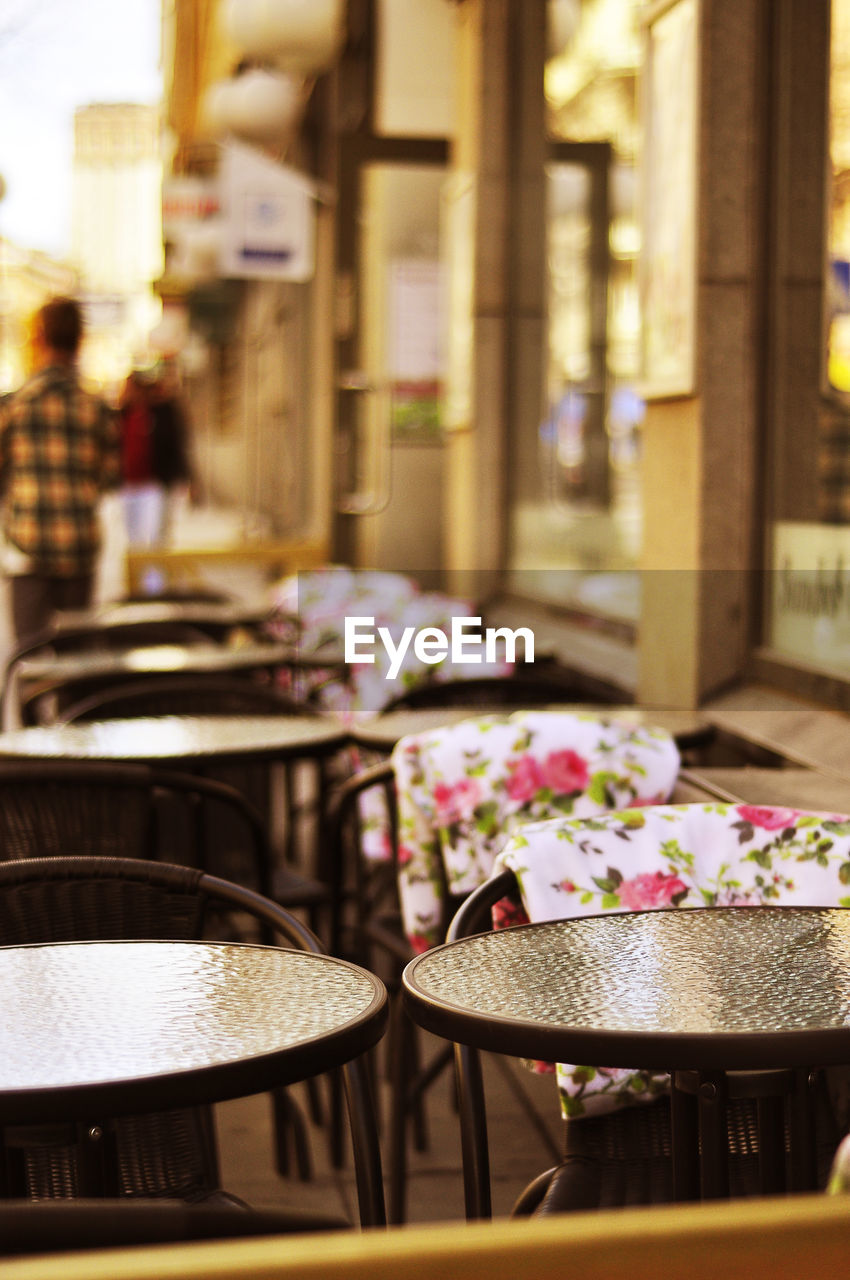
top-left (119, 365), bottom-right (192, 547)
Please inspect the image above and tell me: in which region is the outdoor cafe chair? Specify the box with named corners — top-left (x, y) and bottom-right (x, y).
top-left (56, 675), bottom-right (337, 930)
top-left (329, 708), bottom-right (681, 1221)
top-left (376, 668), bottom-right (617, 714)
top-left (0, 855), bottom-right (380, 1226)
top-left (0, 758), bottom-right (329, 1180)
top-left (56, 670), bottom-right (314, 723)
top-left (0, 753), bottom-right (328, 930)
top-left (444, 802), bottom-right (850, 1218)
top-left (1, 620), bottom-right (216, 728)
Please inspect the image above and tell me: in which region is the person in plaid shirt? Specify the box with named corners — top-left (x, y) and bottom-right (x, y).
top-left (0, 296), bottom-right (120, 643)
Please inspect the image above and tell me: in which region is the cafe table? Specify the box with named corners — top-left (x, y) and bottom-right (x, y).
top-left (0, 715), bottom-right (349, 886)
top-left (403, 906), bottom-right (850, 1206)
top-left (52, 599), bottom-right (274, 642)
top-left (12, 641), bottom-right (298, 685)
top-left (0, 938), bottom-right (388, 1226)
top-left (0, 714), bottom-right (347, 769)
top-left (4, 642), bottom-right (305, 729)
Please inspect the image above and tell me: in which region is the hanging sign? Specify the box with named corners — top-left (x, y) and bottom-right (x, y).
top-left (219, 139), bottom-right (315, 282)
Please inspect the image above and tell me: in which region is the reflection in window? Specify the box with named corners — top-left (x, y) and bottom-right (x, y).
top-left (765, 2), bottom-right (850, 677)
top-left (507, 0), bottom-right (643, 626)
top-left (829, 2), bottom-right (850, 396)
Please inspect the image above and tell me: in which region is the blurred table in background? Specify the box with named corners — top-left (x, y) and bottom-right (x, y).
top-left (53, 599), bottom-right (276, 644)
top-left (351, 704), bottom-right (714, 756)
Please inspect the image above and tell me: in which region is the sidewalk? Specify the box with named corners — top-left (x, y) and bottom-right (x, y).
top-left (216, 1037), bottom-right (565, 1225)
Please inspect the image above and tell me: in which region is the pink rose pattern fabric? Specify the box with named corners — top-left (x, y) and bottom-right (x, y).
top-left (392, 710), bottom-right (681, 955)
top-left (269, 567), bottom-right (511, 718)
top-left (270, 567), bottom-right (517, 862)
top-left (495, 802), bottom-right (850, 1117)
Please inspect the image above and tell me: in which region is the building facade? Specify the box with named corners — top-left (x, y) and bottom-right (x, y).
top-left (71, 102), bottom-right (164, 390)
top-left (159, 0), bottom-right (850, 734)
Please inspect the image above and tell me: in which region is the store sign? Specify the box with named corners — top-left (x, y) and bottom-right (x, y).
top-left (219, 140), bottom-right (315, 282)
top-left (161, 177), bottom-right (221, 237)
top-left (771, 521), bottom-right (850, 674)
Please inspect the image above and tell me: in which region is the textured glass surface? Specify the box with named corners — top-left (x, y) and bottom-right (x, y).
top-left (411, 909), bottom-right (850, 1035)
top-left (17, 643), bottom-right (294, 681)
top-left (0, 942), bottom-right (378, 1089)
top-left (56, 603), bottom-right (266, 629)
top-left (0, 715), bottom-right (344, 760)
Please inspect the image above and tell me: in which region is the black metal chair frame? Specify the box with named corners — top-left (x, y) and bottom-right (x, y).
top-left (54, 680), bottom-right (336, 934)
top-left (0, 855), bottom-right (386, 1229)
top-left (377, 669), bottom-right (621, 714)
top-left (54, 673), bottom-right (309, 724)
top-left (2, 621), bottom-right (219, 728)
top-left (328, 758), bottom-right (467, 1224)
top-left (0, 755), bottom-right (325, 916)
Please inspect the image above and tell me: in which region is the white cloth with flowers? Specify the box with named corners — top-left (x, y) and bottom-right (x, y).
top-left (494, 801), bottom-right (850, 1117)
top-left (269, 566), bottom-right (511, 717)
top-left (391, 710), bottom-right (681, 954)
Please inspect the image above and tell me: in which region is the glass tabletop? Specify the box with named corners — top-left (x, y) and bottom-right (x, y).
top-left (0, 940), bottom-right (386, 1116)
top-left (404, 907), bottom-right (850, 1070)
top-left (0, 714), bottom-right (348, 761)
top-left (54, 601), bottom-right (272, 630)
top-left (15, 642), bottom-right (297, 683)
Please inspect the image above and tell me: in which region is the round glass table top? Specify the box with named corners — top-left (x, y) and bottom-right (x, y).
top-left (16, 643), bottom-right (295, 683)
top-left (0, 714), bottom-right (348, 761)
top-left (0, 940), bottom-right (386, 1109)
top-left (404, 907), bottom-right (850, 1070)
top-left (54, 601), bottom-right (271, 631)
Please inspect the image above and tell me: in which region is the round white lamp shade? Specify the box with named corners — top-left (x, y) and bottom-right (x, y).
top-left (202, 68), bottom-right (302, 141)
top-left (222, 0), bottom-right (345, 75)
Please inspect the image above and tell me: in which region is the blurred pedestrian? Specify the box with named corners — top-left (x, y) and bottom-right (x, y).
top-left (149, 362), bottom-right (193, 542)
top-left (119, 363), bottom-right (192, 547)
top-left (0, 296), bottom-right (120, 644)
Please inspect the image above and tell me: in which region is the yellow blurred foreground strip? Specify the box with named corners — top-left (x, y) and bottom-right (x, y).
top-left (3, 1193), bottom-right (850, 1280)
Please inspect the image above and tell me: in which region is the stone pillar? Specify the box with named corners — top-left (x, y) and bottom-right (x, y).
top-left (638, 0), bottom-right (767, 708)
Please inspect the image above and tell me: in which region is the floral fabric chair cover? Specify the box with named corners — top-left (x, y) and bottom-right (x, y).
top-left (494, 801), bottom-right (850, 1118)
top-left (269, 567), bottom-right (511, 718)
top-left (391, 710), bottom-right (681, 954)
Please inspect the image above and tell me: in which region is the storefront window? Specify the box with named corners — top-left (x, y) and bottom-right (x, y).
top-left (764, 2), bottom-right (850, 680)
top-left (506, 0), bottom-right (644, 626)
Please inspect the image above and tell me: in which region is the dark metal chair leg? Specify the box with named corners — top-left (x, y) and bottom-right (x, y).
top-left (756, 1094), bottom-right (786, 1195)
top-left (696, 1071), bottom-right (730, 1199)
top-left (343, 1057), bottom-right (387, 1228)
top-left (271, 1091), bottom-right (313, 1182)
top-left (788, 1068), bottom-right (818, 1192)
top-left (387, 994), bottom-right (412, 1224)
top-left (670, 1074), bottom-right (700, 1201)
top-left (455, 1041), bottom-right (492, 1220)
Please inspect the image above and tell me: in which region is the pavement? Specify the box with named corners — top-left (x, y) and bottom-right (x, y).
top-left (215, 1035), bottom-right (565, 1227)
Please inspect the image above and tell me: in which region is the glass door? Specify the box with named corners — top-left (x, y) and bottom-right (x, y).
top-left (334, 159), bottom-right (448, 587)
top-left (507, 145), bottom-right (643, 626)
